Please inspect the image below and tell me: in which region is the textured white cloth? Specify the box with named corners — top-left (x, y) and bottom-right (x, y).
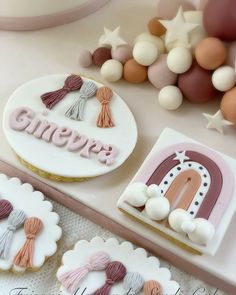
top-left (0, 198), bottom-right (227, 295)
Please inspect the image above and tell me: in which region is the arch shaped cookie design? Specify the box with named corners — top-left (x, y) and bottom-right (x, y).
top-left (118, 139), bottom-right (235, 255)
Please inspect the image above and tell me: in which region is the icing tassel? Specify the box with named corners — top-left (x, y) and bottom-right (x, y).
top-left (92, 261), bottom-right (126, 295)
top-left (0, 210), bottom-right (27, 259)
top-left (96, 86), bottom-right (114, 128)
top-left (143, 280), bottom-right (163, 295)
top-left (41, 74), bottom-right (83, 109)
top-left (123, 272), bottom-right (144, 295)
top-left (13, 217), bottom-right (43, 268)
top-left (0, 199), bottom-right (13, 220)
top-left (59, 251), bottom-right (110, 293)
top-left (65, 80), bottom-right (98, 121)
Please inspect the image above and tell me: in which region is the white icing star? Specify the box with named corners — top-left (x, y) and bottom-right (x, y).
top-left (99, 27), bottom-right (127, 50)
top-left (203, 110), bottom-right (233, 134)
top-left (174, 151), bottom-right (190, 164)
top-left (159, 7), bottom-right (198, 45)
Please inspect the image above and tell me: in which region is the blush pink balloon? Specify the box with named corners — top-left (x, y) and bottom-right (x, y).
top-left (148, 54), bottom-right (178, 89)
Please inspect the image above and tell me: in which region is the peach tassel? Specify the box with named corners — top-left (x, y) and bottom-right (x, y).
top-left (96, 86), bottom-right (114, 128)
top-left (143, 280), bottom-right (163, 295)
top-left (13, 217), bottom-right (43, 268)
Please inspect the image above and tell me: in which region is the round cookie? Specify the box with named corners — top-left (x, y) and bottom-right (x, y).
top-left (0, 174), bottom-right (62, 272)
top-left (3, 74), bottom-right (137, 181)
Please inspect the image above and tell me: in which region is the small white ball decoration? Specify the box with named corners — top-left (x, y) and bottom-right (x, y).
top-left (100, 59), bottom-right (123, 82)
top-left (124, 182), bottom-right (148, 207)
top-left (181, 220), bottom-right (196, 234)
top-left (145, 197), bottom-right (170, 221)
top-left (133, 41), bottom-right (158, 66)
top-left (146, 184), bottom-right (163, 198)
top-left (212, 66), bottom-right (236, 91)
top-left (187, 218), bottom-right (215, 245)
top-left (167, 47), bottom-right (192, 74)
top-left (168, 209), bottom-right (192, 233)
top-left (158, 86), bottom-right (183, 110)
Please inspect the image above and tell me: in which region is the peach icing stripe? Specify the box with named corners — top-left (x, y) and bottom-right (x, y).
top-left (165, 169), bottom-right (202, 210)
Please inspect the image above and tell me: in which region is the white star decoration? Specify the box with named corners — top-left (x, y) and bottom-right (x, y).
top-left (174, 151), bottom-right (190, 165)
top-left (203, 110), bottom-right (233, 134)
top-left (159, 7), bottom-right (198, 45)
top-left (99, 27), bottom-right (127, 50)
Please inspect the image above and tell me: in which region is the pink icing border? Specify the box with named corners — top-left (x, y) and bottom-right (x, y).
top-left (134, 142), bottom-right (234, 227)
top-left (0, 0), bottom-right (110, 31)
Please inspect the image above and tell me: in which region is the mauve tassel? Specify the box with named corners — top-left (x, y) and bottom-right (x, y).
top-left (13, 217), bottom-right (43, 268)
top-left (65, 80), bottom-right (98, 121)
top-left (143, 280), bottom-right (163, 295)
top-left (0, 210), bottom-right (26, 259)
top-left (59, 251), bottom-right (110, 293)
top-left (123, 272), bottom-right (144, 295)
top-left (96, 86), bottom-right (114, 128)
top-left (0, 199), bottom-right (13, 220)
top-left (41, 74), bottom-right (83, 109)
top-left (92, 261), bottom-right (126, 295)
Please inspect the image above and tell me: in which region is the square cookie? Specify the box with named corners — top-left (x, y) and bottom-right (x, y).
top-left (117, 128), bottom-right (235, 255)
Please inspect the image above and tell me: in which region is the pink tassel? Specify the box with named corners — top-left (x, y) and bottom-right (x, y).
top-left (0, 199), bottom-right (13, 220)
top-left (143, 280), bottom-right (163, 295)
top-left (92, 261), bottom-right (126, 295)
top-left (13, 217), bottom-right (43, 268)
top-left (41, 74), bottom-right (83, 109)
top-left (59, 251), bottom-right (110, 293)
top-left (96, 86), bottom-right (114, 128)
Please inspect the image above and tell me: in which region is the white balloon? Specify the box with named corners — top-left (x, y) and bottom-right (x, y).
top-left (168, 208), bottom-right (192, 233)
top-left (124, 182), bottom-right (148, 207)
top-left (100, 59), bottom-right (123, 82)
top-left (158, 85), bottom-right (183, 110)
top-left (167, 47), bottom-right (192, 74)
top-left (145, 197), bottom-right (170, 221)
top-left (134, 33), bottom-right (165, 54)
top-left (212, 66), bottom-right (236, 92)
top-left (133, 41), bottom-right (158, 66)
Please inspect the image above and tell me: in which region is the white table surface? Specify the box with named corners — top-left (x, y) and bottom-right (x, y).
top-left (0, 0), bottom-right (233, 294)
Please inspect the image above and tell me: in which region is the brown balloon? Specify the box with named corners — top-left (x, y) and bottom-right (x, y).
top-left (203, 0), bottom-right (236, 41)
top-left (92, 47), bottom-right (112, 67)
top-left (221, 87), bottom-right (236, 127)
top-left (124, 59), bottom-right (148, 83)
top-left (178, 62), bottom-right (217, 103)
top-left (148, 17), bottom-right (166, 37)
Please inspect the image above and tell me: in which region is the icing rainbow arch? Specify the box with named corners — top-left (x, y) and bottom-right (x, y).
top-left (137, 143), bottom-right (234, 227)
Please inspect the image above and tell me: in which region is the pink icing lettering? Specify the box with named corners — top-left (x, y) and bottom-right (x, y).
top-left (80, 139), bottom-right (103, 158)
top-left (98, 145), bottom-right (118, 166)
top-left (9, 107), bottom-right (35, 131)
top-left (25, 117), bottom-right (41, 134)
top-left (34, 120), bottom-right (58, 139)
top-left (67, 131), bottom-right (88, 152)
top-left (52, 127), bottom-right (72, 147)
top-left (9, 107), bottom-right (119, 166)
